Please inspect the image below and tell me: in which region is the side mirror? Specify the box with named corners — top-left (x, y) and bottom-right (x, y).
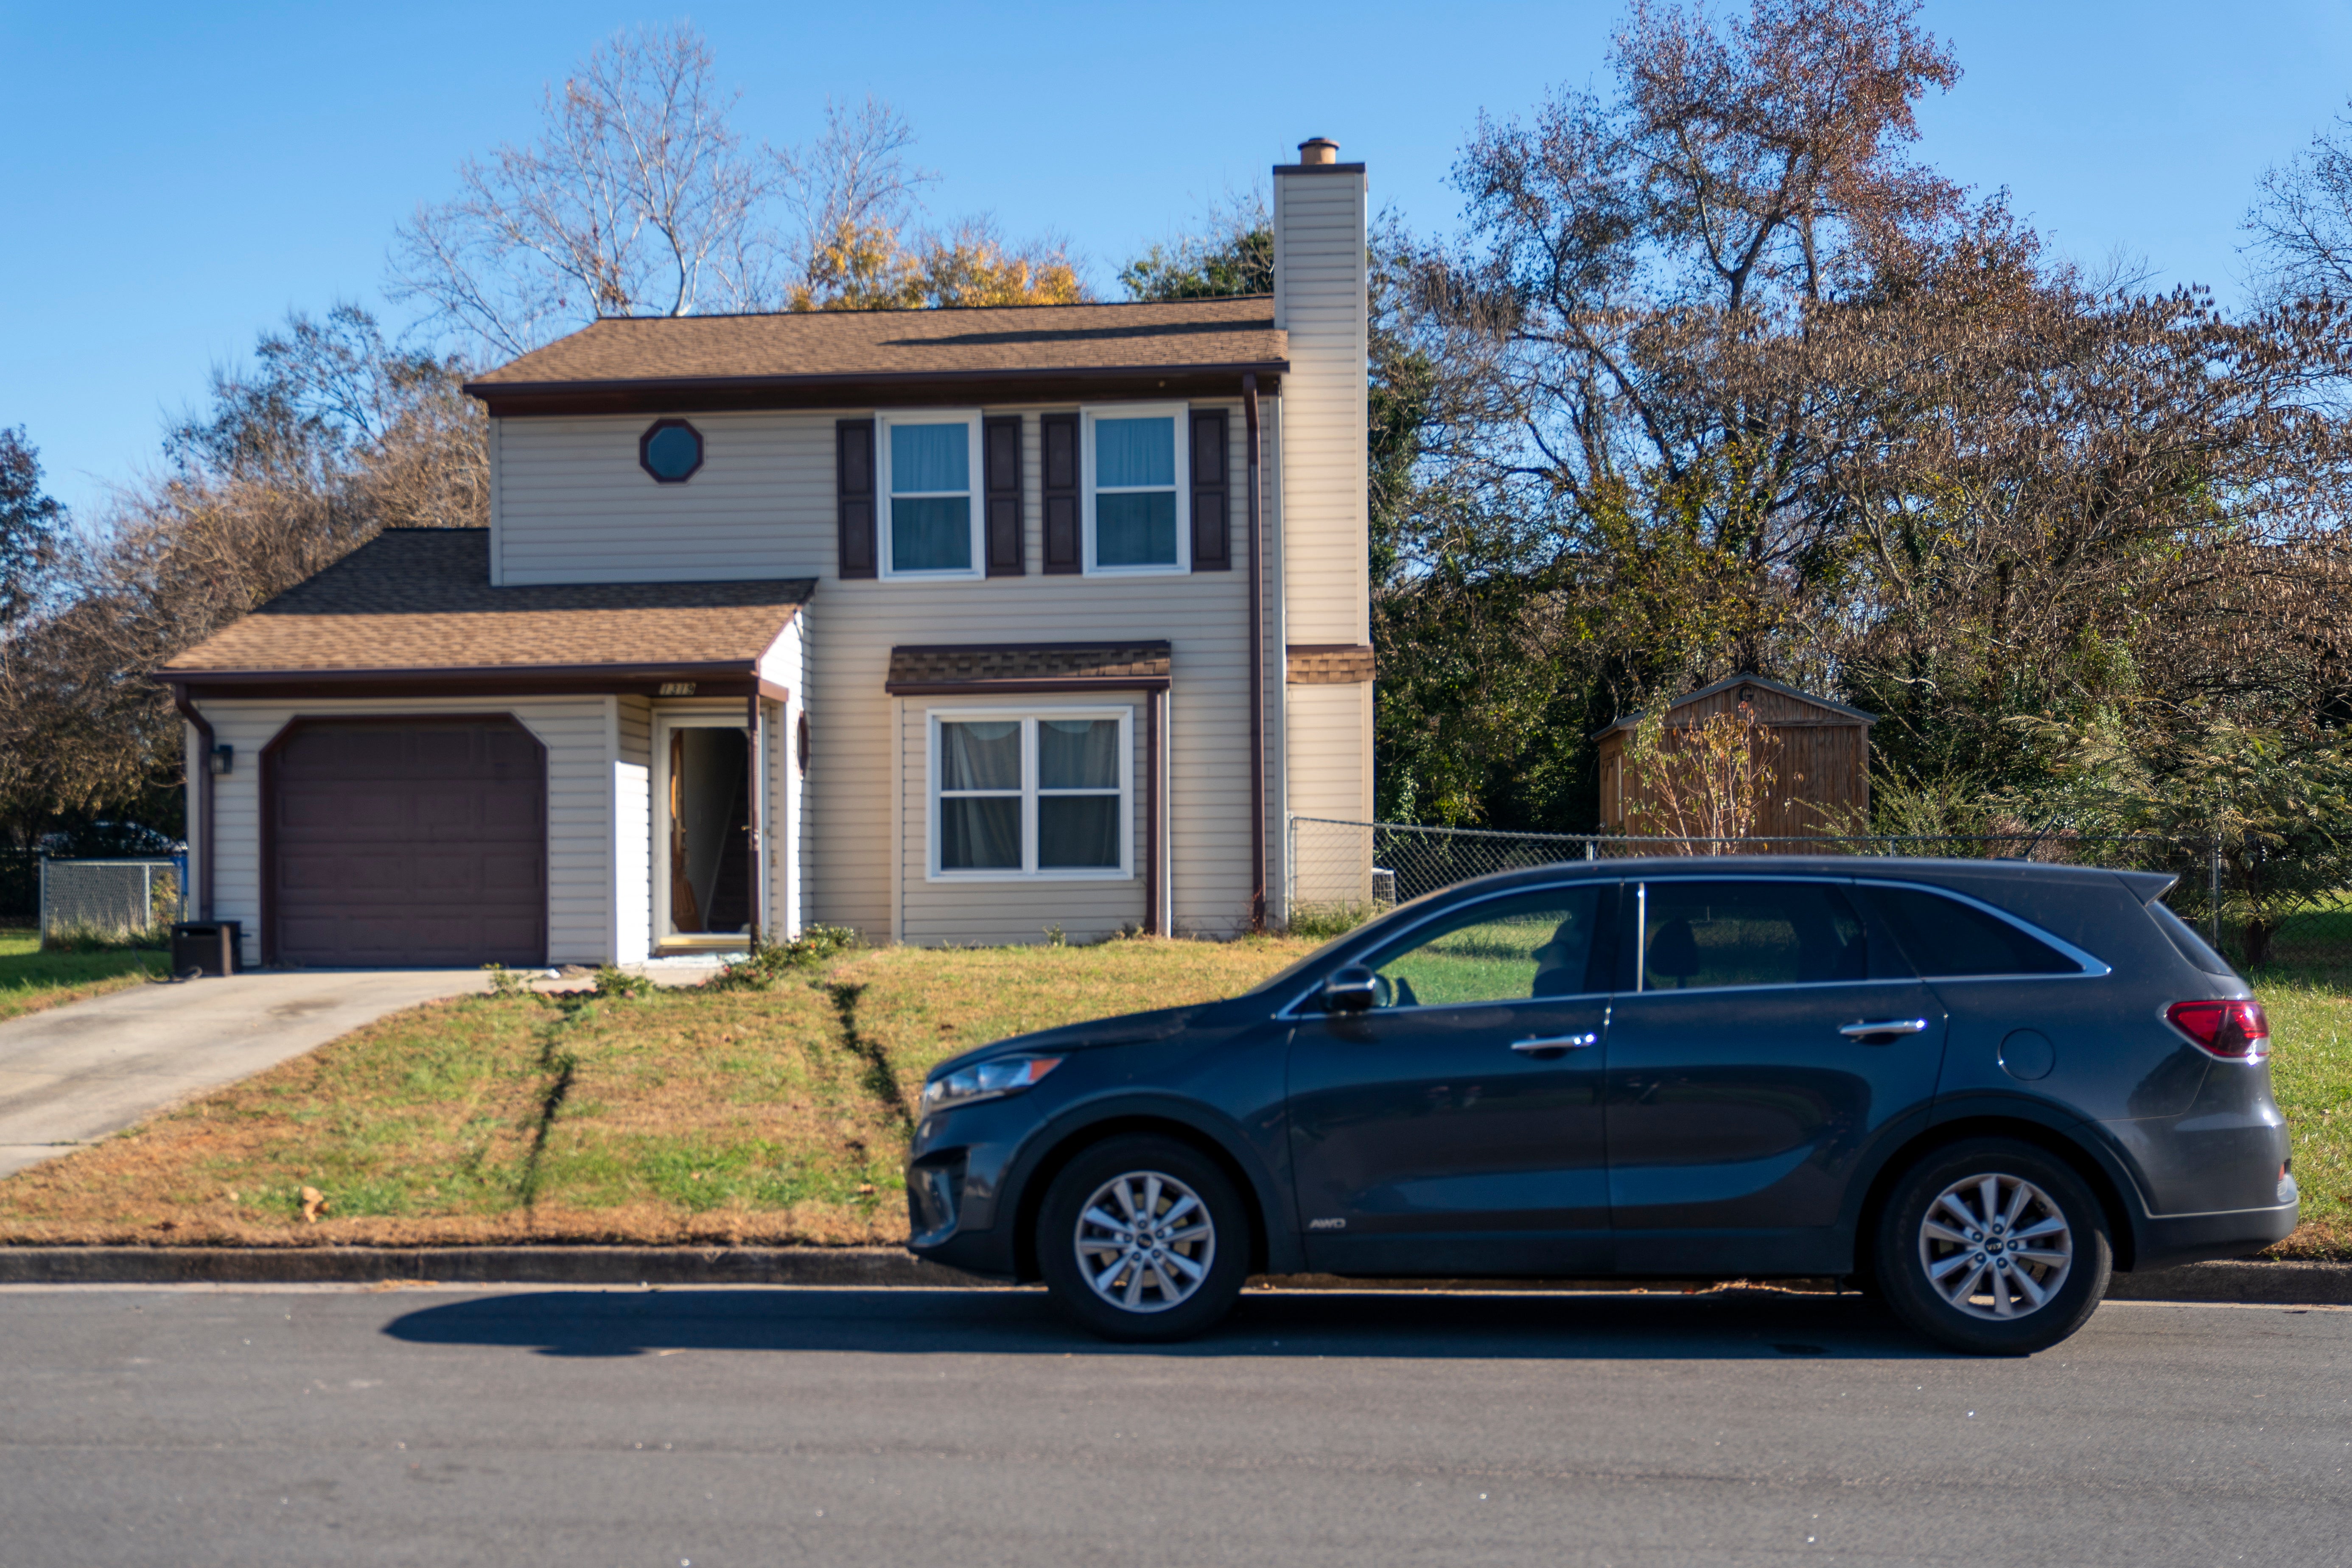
top-left (1321, 964), bottom-right (1386, 1014)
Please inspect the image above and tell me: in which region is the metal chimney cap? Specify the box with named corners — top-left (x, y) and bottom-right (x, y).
top-left (1297, 137), bottom-right (1340, 165)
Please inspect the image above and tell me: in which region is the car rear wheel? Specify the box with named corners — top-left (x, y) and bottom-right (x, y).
top-left (1873, 1137), bottom-right (2112, 1355)
top-left (1036, 1136), bottom-right (1249, 1342)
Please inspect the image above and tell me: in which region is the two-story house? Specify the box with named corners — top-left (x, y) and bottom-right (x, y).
top-left (158, 142), bottom-right (1373, 970)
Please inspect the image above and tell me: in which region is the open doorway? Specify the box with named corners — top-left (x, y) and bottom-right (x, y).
top-left (656, 718), bottom-right (752, 944)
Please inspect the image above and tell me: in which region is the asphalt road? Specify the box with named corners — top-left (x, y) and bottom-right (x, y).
top-left (0, 1284), bottom-right (2343, 1567)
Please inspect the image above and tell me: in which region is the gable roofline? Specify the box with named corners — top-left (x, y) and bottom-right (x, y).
top-left (157, 530), bottom-right (813, 689)
top-left (465, 361), bottom-right (1288, 417)
top-left (1592, 673), bottom-right (1877, 739)
top-left (461, 296), bottom-right (1288, 415)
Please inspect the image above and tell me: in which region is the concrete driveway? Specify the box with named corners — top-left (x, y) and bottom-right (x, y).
top-left (0, 969), bottom-right (492, 1179)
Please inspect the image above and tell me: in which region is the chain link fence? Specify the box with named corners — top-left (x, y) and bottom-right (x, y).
top-left (37, 858), bottom-right (185, 944)
top-left (1287, 816), bottom-right (2349, 972)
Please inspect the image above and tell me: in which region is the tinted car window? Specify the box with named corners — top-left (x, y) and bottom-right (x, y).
top-left (2149, 900), bottom-right (2239, 978)
top-left (1363, 886), bottom-right (1611, 1008)
top-left (1640, 879), bottom-right (1885, 991)
top-left (1860, 885), bottom-right (2080, 977)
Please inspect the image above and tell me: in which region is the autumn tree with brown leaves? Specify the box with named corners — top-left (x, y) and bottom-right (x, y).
top-left (1370, 0), bottom-right (2352, 842)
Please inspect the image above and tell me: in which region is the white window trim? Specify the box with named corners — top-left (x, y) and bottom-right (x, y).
top-left (926, 707), bottom-right (1134, 882)
top-left (877, 409), bottom-right (986, 580)
top-left (1081, 401), bottom-right (1190, 576)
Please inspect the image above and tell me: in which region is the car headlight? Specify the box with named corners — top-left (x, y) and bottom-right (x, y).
top-left (921, 1055), bottom-right (1063, 1113)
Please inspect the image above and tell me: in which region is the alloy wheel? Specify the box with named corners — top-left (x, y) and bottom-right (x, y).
top-left (1073, 1170), bottom-right (1218, 1314)
top-left (1916, 1171), bottom-right (2075, 1321)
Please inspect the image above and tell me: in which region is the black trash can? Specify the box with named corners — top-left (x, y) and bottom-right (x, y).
top-left (169, 921), bottom-right (242, 978)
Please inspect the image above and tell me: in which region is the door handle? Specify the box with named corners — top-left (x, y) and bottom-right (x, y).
top-left (1512, 1033), bottom-right (1599, 1055)
top-left (1840, 1019), bottom-right (1929, 1039)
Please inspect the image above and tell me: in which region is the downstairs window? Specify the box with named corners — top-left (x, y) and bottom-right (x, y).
top-left (930, 710), bottom-right (1131, 879)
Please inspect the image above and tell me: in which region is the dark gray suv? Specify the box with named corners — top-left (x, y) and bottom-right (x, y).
top-left (906, 859), bottom-right (2296, 1354)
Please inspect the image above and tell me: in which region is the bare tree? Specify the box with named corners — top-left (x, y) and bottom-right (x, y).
top-left (777, 95), bottom-right (935, 293)
top-left (0, 308), bottom-right (485, 839)
top-left (390, 24), bottom-right (781, 357)
top-left (2246, 104), bottom-right (2352, 302)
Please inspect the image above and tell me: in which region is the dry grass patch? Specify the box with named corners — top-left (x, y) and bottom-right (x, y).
top-left (0, 935), bottom-right (1316, 1249)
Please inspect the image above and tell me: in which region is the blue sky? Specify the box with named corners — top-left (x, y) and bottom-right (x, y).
top-left (7, 0), bottom-right (2352, 520)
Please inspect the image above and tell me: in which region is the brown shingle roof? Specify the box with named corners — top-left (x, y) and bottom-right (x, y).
top-left (884, 642), bottom-right (1172, 694)
top-left (465, 297), bottom-right (1284, 393)
top-left (162, 531), bottom-right (812, 676)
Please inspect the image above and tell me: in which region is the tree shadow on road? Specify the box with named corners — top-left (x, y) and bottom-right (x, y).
top-left (382, 1285), bottom-right (1947, 1361)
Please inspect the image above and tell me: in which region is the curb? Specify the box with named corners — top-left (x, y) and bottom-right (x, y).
top-left (0, 1247), bottom-right (2345, 1303)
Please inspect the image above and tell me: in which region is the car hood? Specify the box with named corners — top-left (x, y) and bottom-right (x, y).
top-left (927, 1002), bottom-right (1224, 1080)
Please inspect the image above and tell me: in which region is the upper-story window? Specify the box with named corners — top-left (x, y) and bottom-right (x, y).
top-left (639, 418), bottom-right (703, 483)
top-left (879, 410), bottom-right (984, 578)
top-left (1084, 403), bottom-right (1190, 574)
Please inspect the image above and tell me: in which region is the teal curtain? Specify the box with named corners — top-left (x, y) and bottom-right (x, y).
top-left (1096, 492), bottom-right (1176, 566)
top-left (891, 422), bottom-right (969, 492)
top-left (1094, 417), bottom-right (1174, 486)
top-left (893, 497), bottom-right (971, 571)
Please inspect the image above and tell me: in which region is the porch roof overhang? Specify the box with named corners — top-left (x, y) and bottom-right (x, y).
top-left (157, 530), bottom-right (812, 705)
top-left (883, 641), bottom-right (1172, 697)
top-left (159, 661), bottom-right (792, 704)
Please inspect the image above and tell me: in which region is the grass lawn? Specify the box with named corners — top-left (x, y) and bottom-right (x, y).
top-left (0, 936), bottom-right (1318, 1249)
top-left (0, 930), bottom-right (2342, 1259)
top-left (0, 928), bottom-right (165, 1023)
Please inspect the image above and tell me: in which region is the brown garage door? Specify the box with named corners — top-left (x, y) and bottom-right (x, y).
top-left (267, 718), bottom-right (546, 967)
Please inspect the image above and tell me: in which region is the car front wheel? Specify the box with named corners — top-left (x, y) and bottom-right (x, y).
top-left (1873, 1137), bottom-right (2112, 1355)
top-left (1036, 1135), bottom-right (1250, 1343)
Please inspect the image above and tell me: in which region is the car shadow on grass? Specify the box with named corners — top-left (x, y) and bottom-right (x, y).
top-left (381, 1285), bottom-right (1948, 1361)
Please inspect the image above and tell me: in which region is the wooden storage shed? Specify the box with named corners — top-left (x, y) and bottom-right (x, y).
top-left (1594, 675), bottom-right (1874, 838)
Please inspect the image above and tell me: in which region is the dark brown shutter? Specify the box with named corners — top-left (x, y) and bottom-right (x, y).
top-left (983, 415), bottom-right (1024, 576)
top-left (1040, 412), bottom-right (1081, 574)
top-left (836, 419), bottom-right (876, 579)
top-left (1189, 409), bottom-right (1230, 570)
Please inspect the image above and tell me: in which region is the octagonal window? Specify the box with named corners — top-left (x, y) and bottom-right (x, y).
top-left (640, 419), bottom-right (703, 483)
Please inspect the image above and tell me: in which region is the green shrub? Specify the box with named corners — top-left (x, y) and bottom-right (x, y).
top-left (591, 965), bottom-right (655, 999)
top-left (702, 924), bottom-right (859, 992)
top-left (1285, 902), bottom-right (1386, 941)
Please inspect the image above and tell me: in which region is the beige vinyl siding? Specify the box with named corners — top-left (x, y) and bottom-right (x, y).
top-left (1271, 167), bottom-right (1374, 924)
top-left (1260, 399), bottom-right (1290, 923)
top-left (1273, 169), bottom-right (1370, 648)
top-left (484, 380), bottom-right (1316, 944)
top-left (193, 694), bottom-right (616, 968)
top-left (897, 694), bottom-right (1149, 945)
top-left (1285, 680), bottom-right (1375, 907)
top-left (493, 412), bottom-right (834, 585)
top-left (615, 695), bottom-right (652, 963)
top-left (804, 406), bottom-right (1258, 944)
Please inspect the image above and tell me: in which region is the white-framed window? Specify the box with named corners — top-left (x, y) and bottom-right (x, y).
top-left (878, 409), bottom-right (985, 579)
top-left (1082, 402), bottom-right (1190, 574)
top-left (927, 708), bottom-right (1133, 881)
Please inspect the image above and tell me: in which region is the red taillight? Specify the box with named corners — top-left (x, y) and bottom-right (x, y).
top-left (2166, 1000), bottom-right (2271, 1062)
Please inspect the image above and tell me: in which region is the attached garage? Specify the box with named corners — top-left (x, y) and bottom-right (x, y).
top-left (264, 717), bottom-right (547, 967)
top-left (160, 530), bottom-right (814, 970)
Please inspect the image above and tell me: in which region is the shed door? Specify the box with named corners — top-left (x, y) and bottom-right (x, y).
top-left (269, 718), bottom-right (547, 967)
